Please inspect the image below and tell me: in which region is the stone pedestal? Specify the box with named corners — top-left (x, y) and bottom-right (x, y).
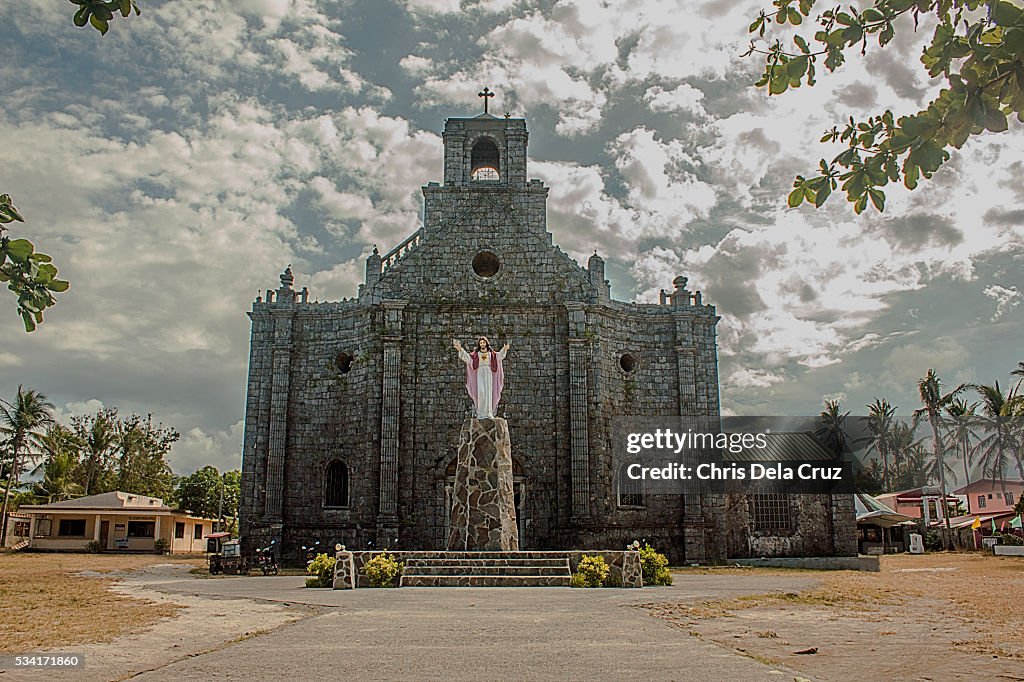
top-left (447, 418), bottom-right (519, 551)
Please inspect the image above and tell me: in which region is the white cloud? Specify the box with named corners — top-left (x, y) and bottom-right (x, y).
top-left (983, 284), bottom-right (1021, 322)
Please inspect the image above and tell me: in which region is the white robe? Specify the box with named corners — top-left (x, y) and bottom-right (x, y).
top-left (458, 347), bottom-right (507, 418)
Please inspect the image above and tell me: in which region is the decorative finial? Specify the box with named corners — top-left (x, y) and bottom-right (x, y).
top-left (504, 111), bottom-right (511, 119)
top-left (673, 275), bottom-right (688, 289)
top-left (372, 245), bottom-right (379, 256)
top-left (281, 265), bottom-right (294, 289)
top-left (478, 87), bottom-right (495, 114)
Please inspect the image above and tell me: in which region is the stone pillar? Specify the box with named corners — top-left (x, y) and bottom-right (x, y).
top-left (565, 303), bottom-right (591, 519)
top-left (333, 549), bottom-right (357, 589)
top-left (447, 418), bottom-right (519, 551)
top-left (264, 308), bottom-right (294, 522)
top-left (377, 300), bottom-right (406, 546)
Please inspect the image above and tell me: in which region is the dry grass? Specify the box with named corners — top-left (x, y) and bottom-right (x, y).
top-left (0, 551), bottom-right (199, 653)
top-left (653, 553), bottom-right (1024, 660)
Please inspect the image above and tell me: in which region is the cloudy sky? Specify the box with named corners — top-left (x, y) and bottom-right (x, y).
top-left (1, 0), bottom-right (1021, 476)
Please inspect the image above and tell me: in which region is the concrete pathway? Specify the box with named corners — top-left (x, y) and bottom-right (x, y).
top-left (126, 571), bottom-right (818, 681)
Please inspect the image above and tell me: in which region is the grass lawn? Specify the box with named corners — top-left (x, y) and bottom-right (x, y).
top-left (0, 551), bottom-right (199, 653)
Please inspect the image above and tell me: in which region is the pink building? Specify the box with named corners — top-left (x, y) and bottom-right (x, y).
top-left (874, 486), bottom-right (959, 523)
top-left (953, 478), bottom-right (1023, 516)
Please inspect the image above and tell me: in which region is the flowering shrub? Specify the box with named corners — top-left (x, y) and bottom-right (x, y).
top-left (638, 543), bottom-right (672, 586)
top-left (571, 555), bottom-right (610, 588)
top-left (305, 553), bottom-right (337, 588)
top-left (364, 550), bottom-right (403, 588)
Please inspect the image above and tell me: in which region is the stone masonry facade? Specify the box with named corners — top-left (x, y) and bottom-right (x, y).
top-left (239, 110), bottom-right (857, 565)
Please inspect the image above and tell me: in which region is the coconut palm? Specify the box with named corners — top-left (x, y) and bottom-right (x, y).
top-left (973, 381), bottom-right (1024, 483)
top-left (913, 369), bottom-right (966, 550)
top-left (944, 398), bottom-right (981, 512)
top-left (0, 386), bottom-right (56, 539)
top-left (31, 424), bottom-right (84, 503)
top-left (860, 398), bottom-right (897, 491)
top-left (816, 399), bottom-right (850, 457)
top-left (76, 409), bottom-right (118, 495)
top-left (889, 420), bottom-right (927, 489)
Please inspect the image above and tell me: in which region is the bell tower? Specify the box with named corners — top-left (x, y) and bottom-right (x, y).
top-left (423, 89), bottom-right (547, 239)
top-left (441, 89), bottom-right (528, 187)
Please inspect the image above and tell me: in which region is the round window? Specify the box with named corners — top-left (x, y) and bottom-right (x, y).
top-left (335, 351), bottom-right (353, 374)
top-left (619, 353), bottom-right (636, 373)
top-left (472, 251), bottom-right (501, 278)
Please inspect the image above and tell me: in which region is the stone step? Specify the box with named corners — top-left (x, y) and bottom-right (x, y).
top-left (404, 557), bottom-right (569, 568)
top-left (400, 574), bottom-right (572, 588)
top-left (398, 551), bottom-right (575, 560)
top-left (404, 565), bottom-right (570, 577)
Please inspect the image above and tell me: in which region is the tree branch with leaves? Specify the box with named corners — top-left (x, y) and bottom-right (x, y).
top-left (745, 0), bottom-right (1024, 213)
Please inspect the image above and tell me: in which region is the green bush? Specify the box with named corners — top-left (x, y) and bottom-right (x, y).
top-left (306, 553), bottom-right (337, 588)
top-left (364, 550), bottom-right (403, 588)
top-left (602, 571), bottom-right (623, 588)
top-left (571, 555), bottom-right (609, 588)
top-left (85, 540), bottom-right (103, 553)
top-left (153, 538), bottom-right (169, 555)
top-left (639, 543), bottom-right (672, 586)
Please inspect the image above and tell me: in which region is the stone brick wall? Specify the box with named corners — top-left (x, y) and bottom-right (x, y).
top-left (238, 112), bottom-right (853, 567)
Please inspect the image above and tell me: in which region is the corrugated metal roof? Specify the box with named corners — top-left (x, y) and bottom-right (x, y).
top-left (728, 432), bottom-right (836, 462)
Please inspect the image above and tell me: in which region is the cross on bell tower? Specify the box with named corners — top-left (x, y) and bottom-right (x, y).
top-left (478, 87), bottom-right (495, 114)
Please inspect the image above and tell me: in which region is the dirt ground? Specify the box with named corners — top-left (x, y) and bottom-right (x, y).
top-left (0, 553), bottom-right (309, 681)
top-left (0, 552), bottom-right (197, 653)
top-left (645, 553), bottom-right (1024, 681)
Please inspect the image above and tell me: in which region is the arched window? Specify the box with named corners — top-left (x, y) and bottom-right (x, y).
top-left (470, 137), bottom-right (500, 181)
top-left (325, 460), bottom-right (349, 508)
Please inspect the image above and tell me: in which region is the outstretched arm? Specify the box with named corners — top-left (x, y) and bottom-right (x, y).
top-left (453, 339), bottom-right (471, 364)
top-left (499, 342), bottom-right (510, 360)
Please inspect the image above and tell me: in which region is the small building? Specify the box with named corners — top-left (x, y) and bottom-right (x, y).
top-left (875, 486), bottom-right (960, 524)
top-left (952, 478), bottom-right (1023, 516)
top-left (855, 494), bottom-right (915, 554)
top-left (16, 491), bottom-right (218, 554)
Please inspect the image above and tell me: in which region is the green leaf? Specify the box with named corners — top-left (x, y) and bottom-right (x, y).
top-left (787, 56), bottom-right (809, 79)
top-left (5, 239), bottom-right (34, 262)
top-left (119, 0), bottom-right (131, 16)
top-left (74, 6), bottom-right (90, 26)
top-left (787, 7), bottom-right (802, 24)
top-left (769, 75), bottom-right (788, 95)
top-left (813, 183), bottom-right (832, 207)
top-left (90, 13), bottom-right (109, 34)
top-left (983, 106), bottom-right (1008, 132)
top-left (47, 279), bottom-right (70, 293)
top-left (794, 34), bottom-right (810, 53)
top-left (788, 187), bottom-right (805, 207)
top-left (853, 194), bottom-right (868, 214)
top-left (34, 263), bottom-right (58, 283)
top-left (868, 188), bottom-right (885, 211)
top-left (21, 310), bottom-right (36, 333)
top-left (992, 0), bottom-right (1024, 27)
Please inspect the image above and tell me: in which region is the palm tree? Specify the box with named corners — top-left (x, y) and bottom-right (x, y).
top-left (0, 386), bottom-right (56, 540)
top-left (861, 398), bottom-right (897, 491)
top-left (914, 369), bottom-right (966, 550)
top-left (31, 425), bottom-right (84, 503)
top-left (974, 381), bottom-right (1024, 483)
top-left (77, 409), bottom-right (118, 495)
top-left (944, 398), bottom-right (980, 513)
top-left (889, 419), bottom-right (926, 489)
top-left (816, 399), bottom-right (850, 457)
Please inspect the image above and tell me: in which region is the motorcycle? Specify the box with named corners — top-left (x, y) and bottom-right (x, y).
top-left (301, 540), bottom-right (322, 567)
top-left (254, 540), bottom-right (279, 576)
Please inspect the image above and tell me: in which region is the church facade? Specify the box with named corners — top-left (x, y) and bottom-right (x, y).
top-left (239, 110), bottom-right (856, 565)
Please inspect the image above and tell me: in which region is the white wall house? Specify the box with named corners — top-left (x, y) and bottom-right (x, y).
top-left (16, 491), bottom-right (218, 553)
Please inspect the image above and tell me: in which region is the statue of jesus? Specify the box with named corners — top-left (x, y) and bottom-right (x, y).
top-left (453, 336), bottom-right (510, 419)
